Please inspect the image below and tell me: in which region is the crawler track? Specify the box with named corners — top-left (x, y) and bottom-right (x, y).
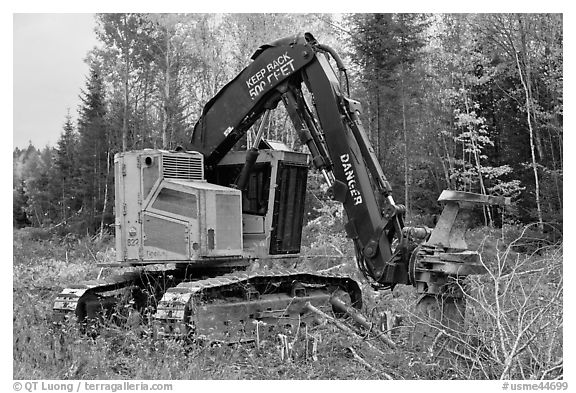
top-left (53, 266), bottom-right (362, 342)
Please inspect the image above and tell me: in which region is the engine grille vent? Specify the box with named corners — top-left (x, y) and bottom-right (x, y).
top-left (162, 152), bottom-right (204, 180)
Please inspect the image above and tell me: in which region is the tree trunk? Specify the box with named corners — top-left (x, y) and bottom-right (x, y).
top-left (400, 67), bottom-right (410, 216)
top-left (162, 29), bottom-right (171, 149)
top-left (93, 145), bottom-right (98, 222)
top-left (100, 150), bottom-right (110, 240)
top-left (375, 81), bottom-right (382, 164)
top-left (435, 139), bottom-right (451, 191)
top-left (514, 49), bottom-right (544, 231)
top-left (144, 70), bottom-right (152, 148)
top-left (462, 86), bottom-right (492, 225)
top-left (122, 15), bottom-right (129, 152)
top-left (371, 61), bottom-right (379, 160)
top-left (547, 129), bottom-right (562, 210)
top-left (518, 14), bottom-right (545, 162)
top-left (61, 188), bottom-right (66, 223)
top-left (440, 135), bottom-right (454, 189)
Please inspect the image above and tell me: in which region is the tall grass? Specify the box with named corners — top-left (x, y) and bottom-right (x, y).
top-left (395, 225), bottom-right (563, 379)
top-left (13, 228), bottom-right (387, 379)
top-left (13, 225), bottom-right (563, 379)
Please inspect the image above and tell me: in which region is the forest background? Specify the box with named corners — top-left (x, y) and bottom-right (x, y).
top-left (11, 12), bottom-right (564, 381)
top-left (12, 13), bottom-right (563, 238)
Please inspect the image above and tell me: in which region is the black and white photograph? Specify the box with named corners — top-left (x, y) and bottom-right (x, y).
top-left (12, 10), bottom-right (565, 386)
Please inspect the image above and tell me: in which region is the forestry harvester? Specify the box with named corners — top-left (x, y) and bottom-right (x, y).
top-left (54, 33), bottom-right (508, 342)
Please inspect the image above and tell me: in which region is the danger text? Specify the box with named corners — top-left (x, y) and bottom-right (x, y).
top-left (340, 154), bottom-right (363, 206)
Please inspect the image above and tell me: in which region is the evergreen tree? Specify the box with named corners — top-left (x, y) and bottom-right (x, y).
top-left (13, 13), bottom-right (560, 232)
top-left (347, 13), bottom-right (429, 216)
top-left (77, 58), bottom-right (111, 233)
top-left (13, 144), bottom-right (33, 228)
top-left (13, 179), bottom-right (30, 228)
top-left (54, 111), bottom-right (82, 225)
top-left (20, 146), bottom-right (57, 227)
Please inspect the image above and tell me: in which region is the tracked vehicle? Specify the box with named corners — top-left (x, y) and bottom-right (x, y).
top-left (54, 32), bottom-right (507, 342)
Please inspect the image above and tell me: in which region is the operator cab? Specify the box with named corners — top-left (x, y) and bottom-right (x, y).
top-left (212, 140), bottom-right (309, 258)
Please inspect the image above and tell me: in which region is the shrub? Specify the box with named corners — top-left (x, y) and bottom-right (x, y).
top-left (403, 227), bottom-right (563, 379)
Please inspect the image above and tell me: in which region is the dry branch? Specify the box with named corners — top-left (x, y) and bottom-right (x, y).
top-left (346, 346), bottom-right (393, 380)
top-left (329, 296), bottom-right (397, 349)
top-left (304, 302), bottom-right (357, 336)
top-left (304, 301), bottom-right (393, 364)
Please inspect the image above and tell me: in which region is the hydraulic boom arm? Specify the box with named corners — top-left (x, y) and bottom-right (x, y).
top-left (191, 32), bottom-right (407, 286)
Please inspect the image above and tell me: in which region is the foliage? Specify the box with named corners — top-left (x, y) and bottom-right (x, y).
top-left (13, 179), bottom-right (30, 228)
top-left (13, 226), bottom-right (562, 379)
top-left (18, 146), bottom-right (58, 227)
top-left (346, 13), bottom-right (430, 214)
top-left (402, 227), bottom-right (563, 379)
top-left (13, 13), bottom-right (562, 233)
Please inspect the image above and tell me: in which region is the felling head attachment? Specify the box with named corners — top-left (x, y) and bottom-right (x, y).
top-left (427, 190), bottom-right (511, 251)
top-left (409, 190), bottom-right (511, 298)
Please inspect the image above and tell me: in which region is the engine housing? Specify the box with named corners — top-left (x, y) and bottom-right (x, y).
top-left (114, 149), bottom-right (243, 264)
